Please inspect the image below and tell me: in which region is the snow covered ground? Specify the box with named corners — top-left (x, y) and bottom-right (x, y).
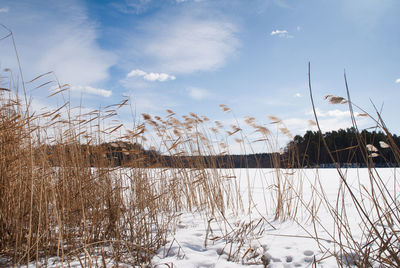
top-left (12, 168), bottom-right (400, 267)
top-left (152, 168), bottom-right (400, 268)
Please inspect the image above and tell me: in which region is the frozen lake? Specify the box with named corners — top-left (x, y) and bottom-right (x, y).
top-left (17, 167), bottom-right (400, 268)
top-left (152, 167), bottom-right (400, 267)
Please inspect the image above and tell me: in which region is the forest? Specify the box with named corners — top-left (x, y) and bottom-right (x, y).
top-left (43, 128), bottom-right (400, 168)
top-left (283, 128), bottom-right (400, 168)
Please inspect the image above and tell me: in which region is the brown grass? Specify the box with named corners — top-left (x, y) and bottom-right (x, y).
top-left (307, 63), bottom-right (400, 267)
top-left (2, 27), bottom-right (400, 267)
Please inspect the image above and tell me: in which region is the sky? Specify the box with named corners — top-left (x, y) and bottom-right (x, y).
top-left (0, 0), bottom-right (399, 152)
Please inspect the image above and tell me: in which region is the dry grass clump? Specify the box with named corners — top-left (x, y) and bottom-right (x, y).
top-left (0, 70), bottom-right (241, 266)
top-left (0, 88), bottom-right (172, 265)
top-left (0, 49), bottom-right (241, 266)
top-left (139, 109), bottom-right (243, 216)
top-left (0, 74), bottom-right (303, 266)
top-left (307, 63), bottom-right (400, 267)
top-left (4, 26), bottom-right (399, 267)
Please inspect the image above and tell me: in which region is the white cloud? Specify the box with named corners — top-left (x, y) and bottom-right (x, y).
top-left (112, 0), bottom-right (153, 14)
top-left (126, 0), bottom-right (151, 9)
top-left (283, 118), bottom-right (312, 133)
top-left (0, 7), bottom-right (9, 12)
top-left (283, 115), bottom-right (368, 137)
top-left (69, 85), bottom-right (112, 97)
top-left (291, 108), bottom-right (372, 135)
top-left (127, 69), bottom-right (176, 82)
top-left (145, 73), bottom-right (176, 82)
top-left (127, 69), bottom-right (147, 77)
top-left (326, 109), bottom-right (350, 118)
top-left (0, 1), bottom-right (116, 87)
top-left (395, 78), bottom-right (400, 83)
top-left (318, 117), bottom-right (366, 132)
top-left (294, 93), bottom-right (302, 98)
top-left (308, 108), bottom-right (350, 118)
top-left (136, 14), bottom-right (239, 74)
top-left (270, 29), bottom-right (293, 38)
top-left (296, 26), bottom-right (301, 31)
top-left (187, 86), bottom-right (210, 100)
top-left (271, 30), bottom-right (288, 35)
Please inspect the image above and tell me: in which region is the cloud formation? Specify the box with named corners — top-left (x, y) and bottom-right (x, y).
top-left (136, 14), bottom-right (239, 74)
top-left (69, 85), bottom-right (112, 97)
top-left (0, 7), bottom-right (9, 12)
top-left (0, 1), bottom-right (116, 86)
top-left (112, 0), bottom-right (154, 14)
top-left (270, 29), bottom-right (293, 38)
top-left (396, 78), bottom-right (400, 83)
top-left (127, 69), bottom-right (176, 82)
top-left (284, 108), bottom-right (369, 137)
top-left (308, 108), bottom-right (355, 118)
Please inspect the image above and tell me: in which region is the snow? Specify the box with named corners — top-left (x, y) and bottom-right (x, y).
top-left (152, 168), bottom-right (400, 268)
top-left (13, 168), bottom-right (400, 267)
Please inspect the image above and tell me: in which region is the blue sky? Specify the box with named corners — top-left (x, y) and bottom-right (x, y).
top-left (1, 0), bottom-right (400, 151)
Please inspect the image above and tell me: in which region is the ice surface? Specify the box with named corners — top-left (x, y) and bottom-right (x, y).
top-left (15, 168), bottom-right (400, 267)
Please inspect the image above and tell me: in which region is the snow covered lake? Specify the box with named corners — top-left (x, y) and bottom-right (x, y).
top-left (17, 167), bottom-right (400, 268)
top-left (152, 168), bottom-right (400, 268)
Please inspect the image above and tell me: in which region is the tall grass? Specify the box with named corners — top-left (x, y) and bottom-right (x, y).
top-left (0, 70), bottom-right (295, 266)
top-left (306, 63), bottom-right (400, 267)
top-left (2, 27), bottom-right (400, 267)
top-left (0, 52), bottom-right (242, 267)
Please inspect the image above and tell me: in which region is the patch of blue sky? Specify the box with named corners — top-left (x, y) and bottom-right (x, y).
top-left (0, 0), bottom-right (399, 151)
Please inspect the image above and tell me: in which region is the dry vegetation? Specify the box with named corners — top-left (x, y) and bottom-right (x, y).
top-left (1, 30), bottom-right (400, 267)
top-left (306, 64), bottom-right (400, 267)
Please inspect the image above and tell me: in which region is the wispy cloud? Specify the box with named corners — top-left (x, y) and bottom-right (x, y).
top-left (112, 0), bottom-right (154, 14)
top-left (69, 85), bottom-right (112, 97)
top-left (284, 108), bottom-right (370, 136)
top-left (271, 29), bottom-right (288, 35)
top-left (135, 13), bottom-right (239, 74)
top-left (0, 7), bottom-right (9, 12)
top-left (395, 78), bottom-right (400, 83)
top-left (127, 69), bottom-right (176, 82)
top-left (270, 29), bottom-right (293, 38)
top-left (0, 1), bottom-right (116, 86)
top-left (187, 86), bottom-right (210, 100)
top-left (309, 108), bottom-right (351, 118)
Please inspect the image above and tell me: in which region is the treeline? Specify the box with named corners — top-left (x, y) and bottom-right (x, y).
top-left (42, 141), bottom-right (281, 168)
top-left (159, 153), bottom-right (281, 169)
top-left (41, 141), bottom-right (158, 167)
top-left (42, 128), bottom-right (400, 168)
top-left (284, 128), bottom-right (400, 168)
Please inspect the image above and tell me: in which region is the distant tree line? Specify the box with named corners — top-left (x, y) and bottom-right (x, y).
top-left (284, 128), bottom-right (400, 168)
top-left (42, 141), bottom-right (281, 168)
top-left (41, 128), bottom-right (400, 168)
top-left (42, 141), bottom-right (157, 167)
